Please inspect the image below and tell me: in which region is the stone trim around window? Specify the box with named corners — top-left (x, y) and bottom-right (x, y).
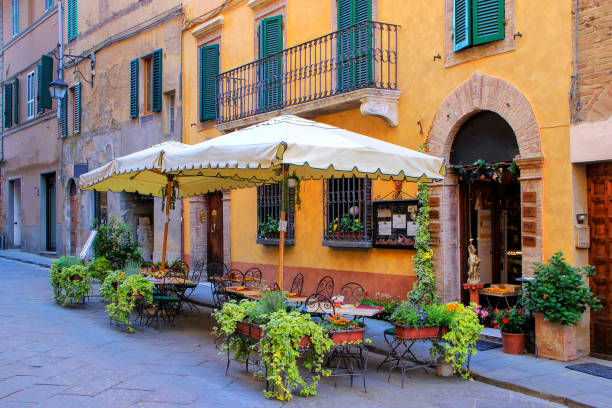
top-left (444, 0), bottom-right (516, 68)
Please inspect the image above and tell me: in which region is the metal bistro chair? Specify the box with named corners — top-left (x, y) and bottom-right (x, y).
top-left (290, 272), bottom-right (304, 295)
top-left (211, 276), bottom-right (230, 309)
top-left (181, 259), bottom-right (205, 313)
top-left (340, 282), bottom-right (366, 304)
top-left (314, 275), bottom-right (335, 298)
top-left (303, 293), bottom-right (335, 321)
top-left (242, 267), bottom-right (262, 288)
top-left (206, 262), bottom-right (229, 282)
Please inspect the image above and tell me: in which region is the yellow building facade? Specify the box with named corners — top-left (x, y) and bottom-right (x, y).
top-left (181, 1), bottom-right (589, 349)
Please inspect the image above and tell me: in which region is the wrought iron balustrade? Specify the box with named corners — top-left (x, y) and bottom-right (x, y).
top-left (217, 21), bottom-right (399, 124)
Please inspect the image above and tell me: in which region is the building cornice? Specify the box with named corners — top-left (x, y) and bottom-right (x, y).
top-left (191, 16), bottom-right (224, 39)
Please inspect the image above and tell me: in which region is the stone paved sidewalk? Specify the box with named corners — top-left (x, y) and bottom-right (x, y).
top-left (0, 249), bottom-right (54, 268)
top-left (0, 257), bottom-right (563, 408)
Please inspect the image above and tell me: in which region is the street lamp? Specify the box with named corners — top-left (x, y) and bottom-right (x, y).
top-left (48, 78), bottom-right (69, 100)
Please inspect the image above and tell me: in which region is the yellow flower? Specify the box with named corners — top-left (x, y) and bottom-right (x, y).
top-left (333, 224), bottom-right (338, 231)
top-left (355, 218), bottom-right (359, 223)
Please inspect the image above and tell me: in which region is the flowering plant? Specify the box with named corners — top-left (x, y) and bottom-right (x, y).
top-left (359, 292), bottom-right (400, 320)
top-left (390, 302), bottom-right (452, 329)
top-left (473, 304), bottom-right (493, 326)
top-left (493, 306), bottom-right (528, 334)
top-left (328, 213), bottom-right (364, 233)
top-left (331, 295), bottom-right (345, 304)
top-left (321, 314), bottom-right (361, 331)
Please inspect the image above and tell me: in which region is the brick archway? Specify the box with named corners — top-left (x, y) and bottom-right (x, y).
top-left (427, 72), bottom-right (544, 302)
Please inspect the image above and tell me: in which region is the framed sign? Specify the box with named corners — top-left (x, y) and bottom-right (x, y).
top-left (373, 199), bottom-right (420, 249)
top-left (79, 230), bottom-right (98, 260)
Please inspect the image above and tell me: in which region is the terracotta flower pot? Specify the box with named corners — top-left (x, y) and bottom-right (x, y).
top-left (329, 327), bottom-right (365, 344)
top-left (236, 321), bottom-right (264, 340)
top-left (501, 332), bottom-right (526, 355)
top-left (299, 336), bottom-right (311, 348)
top-left (534, 312), bottom-right (577, 361)
top-left (71, 275), bottom-right (83, 281)
top-left (395, 325), bottom-right (440, 340)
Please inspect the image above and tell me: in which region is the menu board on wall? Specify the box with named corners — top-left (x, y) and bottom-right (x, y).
top-left (373, 199), bottom-right (420, 249)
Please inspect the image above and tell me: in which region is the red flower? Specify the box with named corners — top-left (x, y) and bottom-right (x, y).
top-left (502, 318), bottom-right (509, 324)
top-left (543, 295), bottom-right (548, 300)
top-left (365, 292), bottom-right (370, 297)
top-left (494, 308), bottom-right (499, 313)
top-left (493, 325), bottom-right (498, 329)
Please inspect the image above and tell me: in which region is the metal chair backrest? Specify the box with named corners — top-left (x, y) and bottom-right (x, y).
top-left (206, 262), bottom-right (226, 281)
top-left (243, 267), bottom-right (262, 286)
top-left (315, 275), bottom-right (334, 298)
top-left (340, 282), bottom-right (366, 304)
top-left (226, 268), bottom-right (243, 282)
top-left (211, 278), bottom-right (229, 308)
top-left (190, 259), bottom-right (205, 284)
top-left (303, 293), bottom-right (335, 317)
top-left (290, 272), bottom-right (304, 295)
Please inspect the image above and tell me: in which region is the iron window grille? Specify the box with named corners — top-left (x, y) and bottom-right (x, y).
top-left (257, 183), bottom-right (295, 246)
top-left (323, 176), bottom-right (372, 248)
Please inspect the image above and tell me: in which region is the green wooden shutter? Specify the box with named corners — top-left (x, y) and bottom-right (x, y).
top-left (36, 63), bottom-right (43, 114)
top-left (60, 96), bottom-right (67, 137)
top-left (200, 44), bottom-right (219, 121)
top-left (130, 58), bottom-right (138, 118)
top-left (472, 0), bottom-right (504, 45)
top-left (453, 0), bottom-right (471, 51)
top-left (152, 49), bottom-right (163, 112)
top-left (337, 0), bottom-right (354, 91)
top-left (13, 77), bottom-right (19, 124)
top-left (259, 16), bottom-right (283, 111)
top-left (67, 0), bottom-right (77, 41)
top-left (354, 0), bottom-right (372, 88)
top-left (74, 83), bottom-right (81, 134)
top-left (4, 83), bottom-right (13, 128)
top-left (40, 55), bottom-right (53, 109)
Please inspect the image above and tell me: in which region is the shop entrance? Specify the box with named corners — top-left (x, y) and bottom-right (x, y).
top-left (451, 111), bottom-right (522, 303)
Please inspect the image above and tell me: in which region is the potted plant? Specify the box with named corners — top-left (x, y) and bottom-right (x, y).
top-left (525, 252), bottom-right (601, 361)
top-left (390, 302), bottom-right (449, 339)
top-left (258, 215), bottom-right (280, 239)
top-left (430, 303), bottom-right (483, 379)
top-left (100, 272), bottom-right (153, 332)
top-left (494, 306), bottom-right (528, 354)
top-left (327, 213), bottom-right (364, 239)
top-left (321, 314), bottom-right (365, 344)
top-left (49, 257), bottom-right (93, 306)
top-left (87, 256), bottom-right (113, 284)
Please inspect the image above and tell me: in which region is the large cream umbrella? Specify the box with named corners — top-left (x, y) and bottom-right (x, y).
top-left (80, 141), bottom-right (192, 271)
top-left (162, 115), bottom-right (446, 290)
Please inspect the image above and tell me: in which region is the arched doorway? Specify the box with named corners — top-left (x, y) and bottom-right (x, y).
top-left (451, 111), bottom-right (522, 301)
top-left (69, 180), bottom-right (79, 256)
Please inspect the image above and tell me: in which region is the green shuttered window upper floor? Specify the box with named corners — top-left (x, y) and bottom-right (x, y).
top-left (200, 44), bottom-right (219, 121)
top-left (152, 49), bottom-right (162, 113)
top-left (453, 0), bottom-right (504, 52)
top-left (130, 58), bottom-right (138, 119)
top-left (67, 0), bottom-right (78, 42)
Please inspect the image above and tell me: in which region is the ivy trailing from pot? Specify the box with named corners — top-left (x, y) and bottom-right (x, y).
top-left (101, 271), bottom-right (153, 332)
top-left (88, 256), bottom-right (112, 283)
top-left (453, 160), bottom-right (518, 183)
top-left (49, 257), bottom-right (93, 306)
top-left (160, 178), bottom-right (180, 211)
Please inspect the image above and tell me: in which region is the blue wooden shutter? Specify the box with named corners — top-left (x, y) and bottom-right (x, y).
top-left (472, 0), bottom-right (504, 45)
top-left (130, 58), bottom-right (138, 118)
top-left (40, 55), bottom-right (53, 109)
top-left (74, 83), bottom-right (81, 134)
top-left (199, 44), bottom-right (219, 121)
top-left (13, 77), bottom-right (19, 124)
top-left (60, 96), bottom-right (67, 137)
top-left (67, 0), bottom-right (77, 41)
top-left (259, 16), bottom-right (283, 111)
top-left (152, 49), bottom-right (162, 112)
top-left (453, 0), bottom-right (471, 51)
top-left (4, 83), bottom-right (13, 128)
top-left (354, 0), bottom-right (372, 88)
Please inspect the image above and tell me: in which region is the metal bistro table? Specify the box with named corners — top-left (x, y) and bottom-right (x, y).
top-left (377, 327), bottom-right (444, 388)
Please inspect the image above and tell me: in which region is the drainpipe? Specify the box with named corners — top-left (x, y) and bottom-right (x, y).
top-left (57, 0), bottom-right (63, 122)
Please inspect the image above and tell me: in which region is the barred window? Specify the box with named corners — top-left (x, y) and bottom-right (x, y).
top-left (256, 183), bottom-right (295, 246)
top-left (323, 176), bottom-right (372, 247)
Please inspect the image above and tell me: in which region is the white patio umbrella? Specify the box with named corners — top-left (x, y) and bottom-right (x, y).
top-left (80, 141), bottom-right (192, 271)
top-left (162, 115), bottom-right (446, 290)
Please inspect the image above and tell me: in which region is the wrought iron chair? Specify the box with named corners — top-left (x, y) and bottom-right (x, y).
top-left (206, 262), bottom-right (228, 282)
top-left (340, 282), bottom-right (366, 304)
top-left (290, 272), bottom-right (304, 295)
top-left (211, 277), bottom-right (230, 309)
top-left (242, 267), bottom-right (262, 287)
top-left (146, 270), bottom-right (185, 330)
top-left (180, 259), bottom-right (205, 313)
top-left (314, 275), bottom-right (335, 298)
top-left (302, 293), bottom-right (335, 320)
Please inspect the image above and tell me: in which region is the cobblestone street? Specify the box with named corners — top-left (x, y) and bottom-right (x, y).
top-left (0, 258), bottom-right (566, 407)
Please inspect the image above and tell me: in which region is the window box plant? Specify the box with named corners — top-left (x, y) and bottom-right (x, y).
top-left (525, 252), bottom-right (601, 361)
top-left (389, 302), bottom-right (451, 340)
top-left (321, 314), bottom-right (365, 344)
top-left (494, 306), bottom-right (528, 354)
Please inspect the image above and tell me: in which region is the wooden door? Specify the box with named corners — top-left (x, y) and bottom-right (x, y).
top-left (587, 163), bottom-right (612, 356)
top-left (207, 192), bottom-right (224, 265)
top-left (69, 183), bottom-right (78, 256)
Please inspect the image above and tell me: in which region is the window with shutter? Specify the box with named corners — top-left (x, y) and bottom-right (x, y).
top-left (323, 176), bottom-right (372, 247)
top-left (67, 0), bottom-right (77, 42)
top-left (60, 96), bottom-right (67, 137)
top-left (40, 55), bottom-right (53, 109)
top-left (337, 0), bottom-right (372, 91)
top-left (27, 72), bottom-right (35, 120)
top-left (37, 63), bottom-right (44, 114)
top-left (257, 183), bottom-right (295, 246)
top-left (453, 0), bottom-right (471, 51)
top-left (199, 44), bottom-right (219, 121)
top-left (4, 84), bottom-right (13, 128)
top-left (12, 0), bottom-right (19, 37)
top-left (259, 16), bottom-right (283, 112)
top-left (151, 49), bottom-right (162, 112)
top-left (13, 78), bottom-right (19, 125)
top-left (143, 57), bottom-right (152, 114)
top-left (130, 58), bottom-right (138, 118)
top-left (73, 83), bottom-right (81, 134)
top-left (472, 0), bottom-right (504, 45)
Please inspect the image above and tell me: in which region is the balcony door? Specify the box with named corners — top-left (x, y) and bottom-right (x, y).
top-left (259, 15), bottom-right (283, 112)
top-left (337, 0), bottom-right (372, 92)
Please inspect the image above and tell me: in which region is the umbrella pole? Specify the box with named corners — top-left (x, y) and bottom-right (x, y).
top-left (278, 166), bottom-right (288, 291)
top-left (161, 176), bottom-right (173, 273)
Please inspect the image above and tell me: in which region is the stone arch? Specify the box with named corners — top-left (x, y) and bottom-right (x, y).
top-left (426, 72), bottom-right (544, 302)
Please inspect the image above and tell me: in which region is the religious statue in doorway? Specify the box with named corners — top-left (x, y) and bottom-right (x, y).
top-left (467, 243), bottom-right (481, 284)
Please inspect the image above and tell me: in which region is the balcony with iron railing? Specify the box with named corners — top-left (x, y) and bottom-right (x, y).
top-left (216, 21), bottom-right (400, 130)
